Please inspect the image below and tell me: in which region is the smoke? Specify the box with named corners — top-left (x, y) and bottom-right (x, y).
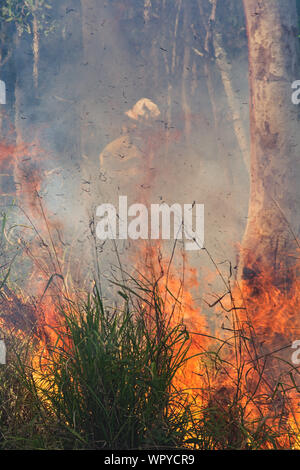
top-left (3, 0), bottom-right (250, 309)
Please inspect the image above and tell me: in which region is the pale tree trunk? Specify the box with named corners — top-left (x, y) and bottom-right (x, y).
top-left (213, 31), bottom-right (250, 173)
top-left (202, 0), bottom-right (250, 174)
top-left (143, 0), bottom-right (152, 24)
top-left (181, 5), bottom-right (191, 140)
top-left (32, 11), bottom-right (39, 89)
top-left (241, 0), bottom-right (300, 286)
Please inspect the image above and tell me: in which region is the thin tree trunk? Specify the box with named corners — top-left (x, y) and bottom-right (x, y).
top-left (182, 44), bottom-right (191, 138)
top-left (181, 4), bottom-right (191, 140)
top-left (32, 12), bottom-right (39, 89)
top-left (213, 27), bottom-right (250, 173)
top-left (143, 0), bottom-right (151, 25)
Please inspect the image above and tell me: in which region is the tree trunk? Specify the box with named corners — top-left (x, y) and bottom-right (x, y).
top-left (213, 29), bottom-right (250, 174)
top-left (32, 11), bottom-right (39, 89)
top-left (241, 0), bottom-right (300, 287)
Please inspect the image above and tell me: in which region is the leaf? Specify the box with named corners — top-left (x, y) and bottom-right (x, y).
top-left (40, 273), bottom-right (64, 302)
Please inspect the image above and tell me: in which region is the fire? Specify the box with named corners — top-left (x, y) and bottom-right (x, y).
top-left (131, 235), bottom-right (300, 448)
top-left (0, 136), bottom-right (68, 354)
top-left (205, 249), bottom-right (300, 448)
top-left (1, 132), bottom-right (300, 449)
top-left (132, 241), bottom-right (209, 401)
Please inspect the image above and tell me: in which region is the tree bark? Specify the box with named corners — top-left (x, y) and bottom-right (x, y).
top-left (241, 0), bottom-right (300, 286)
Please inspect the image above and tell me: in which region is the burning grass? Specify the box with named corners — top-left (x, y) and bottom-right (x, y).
top-left (0, 265), bottom-right (300, 450)
top-left (0, 136), bottom-right (299, 448)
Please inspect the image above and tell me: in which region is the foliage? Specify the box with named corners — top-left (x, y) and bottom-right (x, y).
top-left (0, 287), bottom-right (194, 449)
top-left (1, 0), bottom-right (56, 36)
top-left (0, 279), bottom-right (299, 449)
